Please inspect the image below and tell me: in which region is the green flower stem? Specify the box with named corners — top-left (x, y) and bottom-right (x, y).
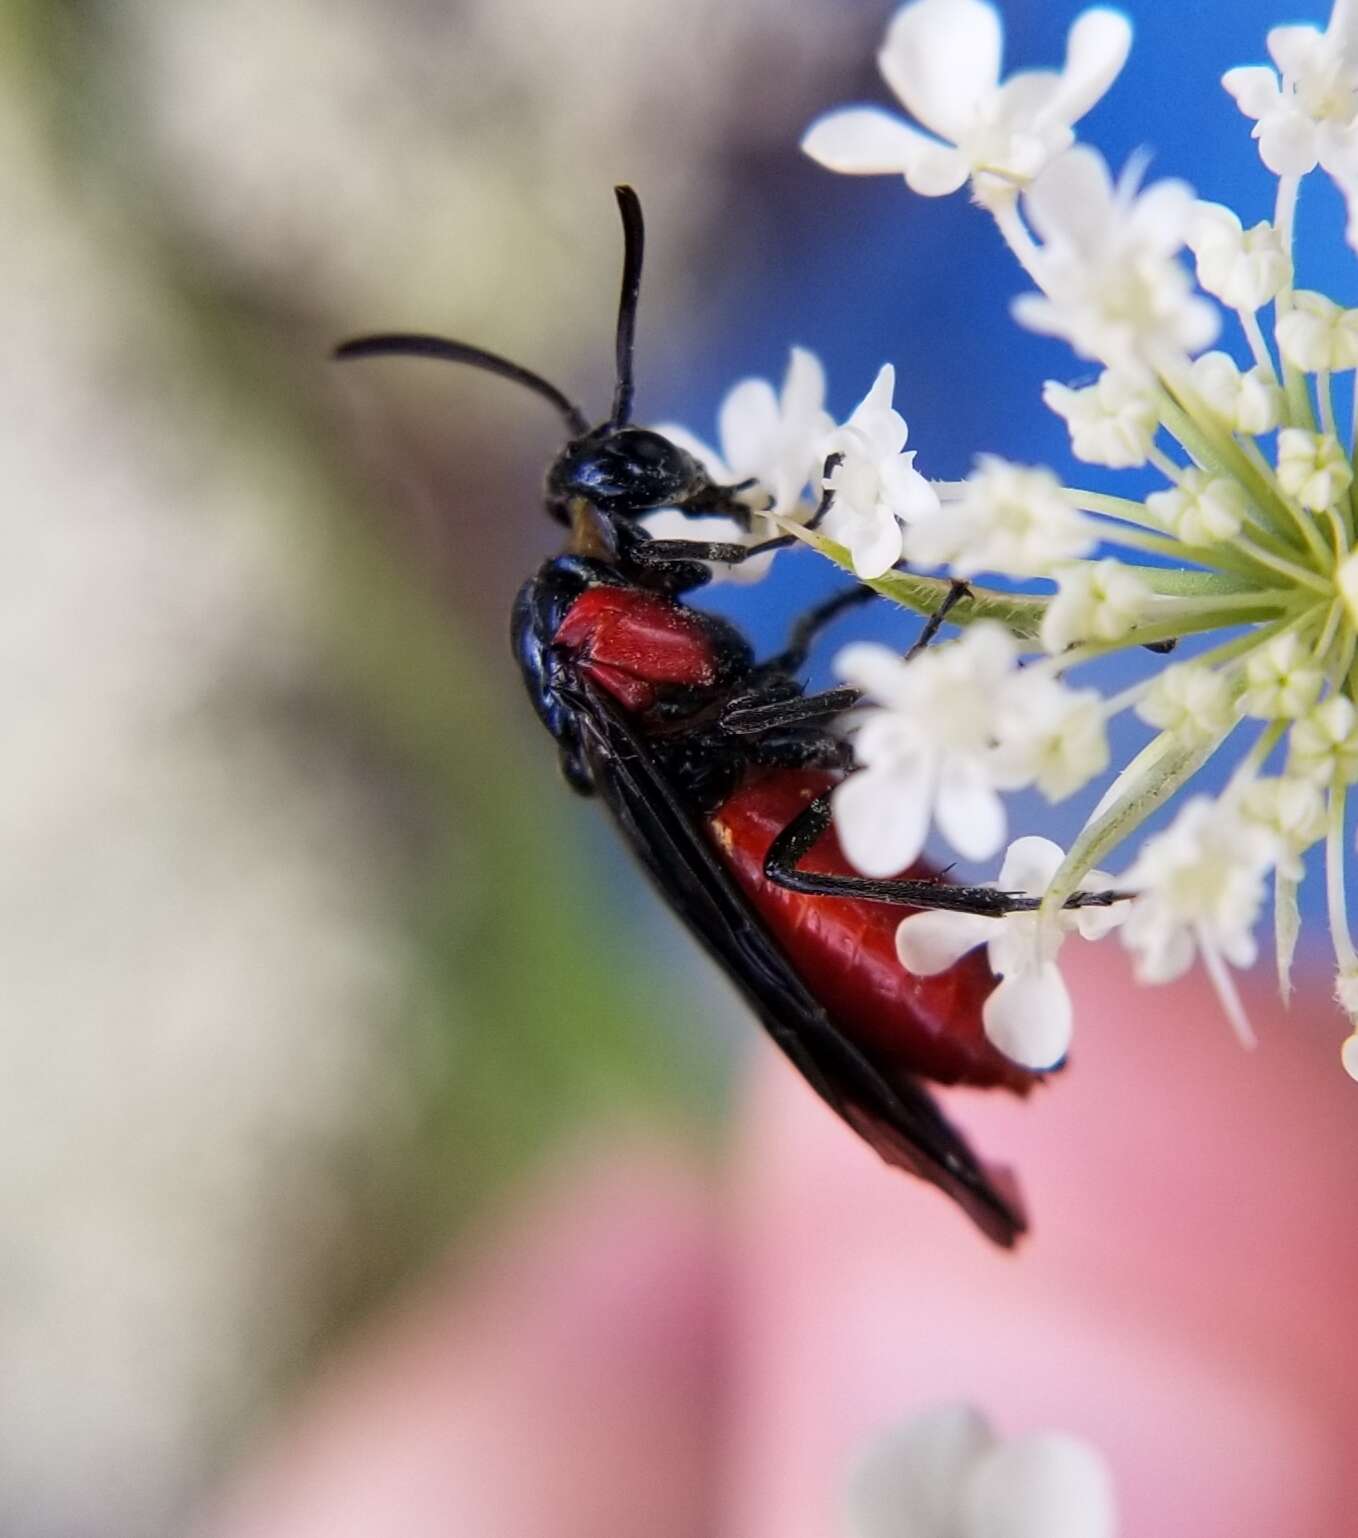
top-left (1330, 624), bottom-right (1358, 693)
top-left (1054, 604), bottom-right (1308, 675)
top-left (1239, 306), bottom-right (1279, 383)
top-left (1275, 868), bottom-right (1301, 1004)
top-left (1226, 718), bottom-right (1287, 794)
top-left (776, 524), bottom-right (1048, 640)
top-left (1319, 369), bottom-right (1338, 437)
top-left (1063, 487), bottom-right (1164, 528)
top-left (1157, 377), bottom-right (1301, 546)
top-left (1313, 596), bottom-right (1344, 666)
top-left (1148, 444), bottom-right (1185, 482)
top-left (1135, 567), bottom-right (1274, 598)
top-left (1092, 521), bottom-right (1328, 592)
top-left (1273, 176), bottom-right (1316, 432)
top-left (1149, 588), bottom-right (1294, 615)
top-left (1040, 725), bottom-right (1230, 922)
top-left (990, 195), bottom-right (1047, 289)
top-left (1238, 437), bottom-right (1334, 567)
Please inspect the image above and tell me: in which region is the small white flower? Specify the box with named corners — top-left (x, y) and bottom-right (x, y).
top-left (845, 1402), bottom-right (1117, 1538)
top-left (646, 348), bottom-right (834, 583)
top-left (821, 364), bottom-right (941, 580)
top-left (1145, 467), bottom-right (1248, 545)
top-left (801, 0), bottom-right (1132, 202)
top-left (1120, 796), bottom-right (1276, 1043)
top-left (1013, 147), bottom-right (1220, 371)
top-left (904, 456), bottom-right (1095, 577)
top-left (1276, 290), bottom-right (1358, 371)
top-left (1041, 558), bottom-right (1152, 653)
top-left (1222, 5), bottom-right (1358, 178)
top-left (1276, 427), bottom-right (1353, 509)
top-left (1042, 369), bottom-right (1159, 468)
top-left (1187, 351), bottom-right (1283, 434)
top-left (1241, 774), bottom-right (1327, 877)
top-left (993, 670), bottom-right (1110, 800)
top-left (1239, 631), bottom-right (1325, 719)
top-left (1187, 202), bottom-right (1290, 310)
top-left (1136, 662), bottom-right (1237, 740)
top-left (832, 625), bottom-right (1018, 875)
top-left (1288, 692), bottom-right (1358, 782)
top-left (896, 837), bottom-right (1122, 1069)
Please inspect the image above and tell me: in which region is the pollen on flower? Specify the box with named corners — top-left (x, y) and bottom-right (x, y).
top-left (1042, 370), bottom-right (1158, 468)
top-left (1288, 694), bottom-right (1358, 783)
top-left (1276, 291), bottom-right (1358, 372)
top-left (1145, 468), bottom-right (1248, 545)
top-left (1040, 559), bottom-right (1151, 654)
top-left (1187, 202), bottom-right (1290, 310)
top-left (1241, 776), bottom-right (1326, 877)
top-left (1239, 632), bottom-right (1324, 719)
top-left (1275, 428), bottom-right (1353, 510)
top-left (1137, 663), bottom-right (1237, 741)
top-left (1187, 351), bottom-right (1283, 434)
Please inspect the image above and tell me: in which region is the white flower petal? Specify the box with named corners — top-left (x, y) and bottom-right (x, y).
top-left (896, 909), bottom-right (1001, 974)
top-left (848, 510), bottom-right (905, 578)
top-left (1220, 64), bottom-right (1281, 122)
top-left (982, 964), bottom-right (1073, 1070)
top-left (1257, 109), bottom-right (1320, 176)
top-left (997, 835), bottom-right (1066, 894)
top-left (878, 0), bottom-right (1004, 146)
top-left (801, 107), bottom-right (949, 177)
top-left (935, 764), bottom-right (1007, 861)
top-left (1043, 7), bottom-right (1134, 127)
top-left (960, 1431), bottom-right (1117, 1538)
top-left (832, 760), bottom-right (935, 877)
top-left (718, 378), bottom-right (779, 478)
top-left (846, 1404), bottom-right (997, 1538)
top-left (782, 346), bottom-right (828, 426)
top-left (835, 641), bottom-right (912, 703)
top-left (1268, 23), bottom-right (1326, 78)
top-left (901, 141), bottom-right (974, 196)
top-left (1023, 143), bottom-right (1113, 251)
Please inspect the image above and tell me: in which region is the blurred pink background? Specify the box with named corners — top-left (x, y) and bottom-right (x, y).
top-left (201, 950), bottom-right (1358, 1537)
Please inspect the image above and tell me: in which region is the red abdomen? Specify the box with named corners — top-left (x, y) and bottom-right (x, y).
top-left (553, 586), bottom-right (719, 713)
top-left (709, 769), bottom-right (1036, 1094)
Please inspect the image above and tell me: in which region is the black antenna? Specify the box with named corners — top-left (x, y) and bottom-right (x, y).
top-left (333, 333), bottom-right (591, 438)
top-left (609, 186), bottom-right (645, 429)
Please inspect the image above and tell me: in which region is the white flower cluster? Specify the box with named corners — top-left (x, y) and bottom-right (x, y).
top-left (845, 1402), bottom-right (1116, 1538)
top-left (666, 0), bottom-right (1358, 1078)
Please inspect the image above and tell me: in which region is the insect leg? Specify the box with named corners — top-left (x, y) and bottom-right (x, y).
top-left (719, 687), bottom-right (861, 735)
top-left (630, 533), bottom-right (798, 566)
top-left (762, 584), bottom-right (877, 675)
top-left (762, 793), bottom-right (1127, 917)
top-left (904, 578), bottom-right (973, 659)
top-left (806, 452), bottom-right (843, 530)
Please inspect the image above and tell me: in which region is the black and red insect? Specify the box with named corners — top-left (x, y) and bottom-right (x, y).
top-left (337, 187), bottom-right (1088, 1246)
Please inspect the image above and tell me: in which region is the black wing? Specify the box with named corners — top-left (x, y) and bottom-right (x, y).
top-left (564, 676), bottom-right (1026, 1247)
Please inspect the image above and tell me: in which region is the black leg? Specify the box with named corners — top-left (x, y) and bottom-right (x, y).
top-left (806, 452), bottom-right (843, 531)
top-left (905, 579), bottom-right (972, 660)
top-left (720, 686), bottom-right (861, 735)
top-left (763, 584), bottom-right (877, 675)
top-left (749, 729), bottom-right (855, 773)
top-left (762, 793), bottom-right (1126, 917)
top-left (630, 533), bottom-right (798, 567)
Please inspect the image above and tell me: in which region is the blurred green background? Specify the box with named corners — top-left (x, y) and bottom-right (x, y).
top-left (0, 0), bottom-right (864, 1530)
